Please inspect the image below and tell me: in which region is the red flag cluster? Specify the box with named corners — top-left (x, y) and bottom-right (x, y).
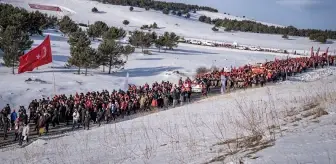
top-left (18, 35), bottom-right (52, 74)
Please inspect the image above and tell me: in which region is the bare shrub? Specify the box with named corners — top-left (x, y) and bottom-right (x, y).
top-left (313, 107), bottom-right (329, 118)
top-left (196, 66), bottom-right (209, 75)
top-left (289, 117), bottom-right (302, 123)
top-left (302, 111), bottom-right (316, 118)
top-left (143, 50), bottom-right (152, 55)
top-left (285, 107), bottom-right (300, 117)
top-left (302, 102), bottom-right (320, 111)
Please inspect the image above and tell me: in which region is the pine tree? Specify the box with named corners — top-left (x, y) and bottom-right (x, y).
top-left (98, 40), bottom-right (126, 74)
top-left (155, 36), bottom-right (165, 52)
top-left (150, 31), bottom-right (158, 41)
top-left (123, 45), bottom-right (135, 61)
top-left (141, 33), bottom-right (153, 51)
top-left (92, 7), bottom-right (98, 13)
top-left (129, 30), bottom-right (143, 48)
top-left (123, 20), bottom-right (130, 26)
top-left (87, 21), bottom-right (109, 40)
top-left (212, 26), bottom-right (219, 32)
top-left (152, 22), bottom-right (158, 29)
top-left (0, 26), bottom-right (33, 74)
top-left (162, 8), bottom-right (169, 15)
top-left (162, 32), bottom-right (179, 51)
top-left (177, 11), bottom-right (182, 16)
top-left (86, 24), bottom-right (98, 40)
top-left (27, 11), bottom-right (47, 36)
top-left (82, 47), bottom-right (98, 76)
top-left (58, 16), bottom-right (78, 36)
top-left (130, 6), bottom-right (134, 11)
top-left (67, 29), bottom-right (91, 74)
top-left (282, 34), bottom-right (289, 39)
top-left (103, 27), bottom-right (126, 41)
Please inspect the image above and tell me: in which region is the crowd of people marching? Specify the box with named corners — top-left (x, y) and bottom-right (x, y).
top-left (0, 53), bottom-right (335, 146)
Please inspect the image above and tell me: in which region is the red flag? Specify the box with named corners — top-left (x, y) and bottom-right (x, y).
top-left (315, 47), bottom-right (320, 56)
top-left (18, 35), bottom-right (52, 74)
top-left (310, 46), bottom-right (314, 57)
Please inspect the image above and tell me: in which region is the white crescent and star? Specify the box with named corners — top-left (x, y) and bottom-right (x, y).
top-left (24, 42), bottom-right (48, 61)
top-left (42, 46), bottom-right (47, 58)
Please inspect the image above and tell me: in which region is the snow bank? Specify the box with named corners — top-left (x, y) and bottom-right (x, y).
top-left (288, 67), bottom-right (336, 82)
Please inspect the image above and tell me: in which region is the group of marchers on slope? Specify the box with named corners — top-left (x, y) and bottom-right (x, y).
top-left (0, 51), bottom-right (335, 146)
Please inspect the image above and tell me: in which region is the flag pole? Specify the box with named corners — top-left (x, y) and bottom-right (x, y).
top-left (50, 34), bottom-right (56, 96)
top-left (53, 69), bottom-right (56, 96)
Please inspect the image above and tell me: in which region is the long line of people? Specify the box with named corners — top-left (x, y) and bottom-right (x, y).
top-left (1, 54), bottom-right (335, 146)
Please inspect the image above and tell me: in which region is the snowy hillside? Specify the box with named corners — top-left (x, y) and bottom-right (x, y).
top-left (194, 10), bottom-right (283, 27)
top-left (1, 67), bottom-right (336, 164)
top-left (0, 30), bottom-right (288, 109)
top-left (6, 0), bottom-right (336, 52)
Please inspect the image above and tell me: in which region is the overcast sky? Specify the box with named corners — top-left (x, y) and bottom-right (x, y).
top-left (164, 0), bottom-right (335, 30)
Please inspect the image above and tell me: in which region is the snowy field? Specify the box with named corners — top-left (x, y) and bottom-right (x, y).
top-left (6, 0), bottom-right (336, 52)
top-left (1, 0), bottom-right (336, 163)
top-left (0, 30), bottom-right (289, 109)
top-left (1, 67), bottom-right (336, 164)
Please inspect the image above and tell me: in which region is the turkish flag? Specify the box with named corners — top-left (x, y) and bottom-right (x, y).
top-left (18, 35), bottom-right (52, 74)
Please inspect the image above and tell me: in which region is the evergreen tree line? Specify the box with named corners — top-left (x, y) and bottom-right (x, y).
top-left (140, 22), bottom-right (158, 30)
top-left (128, 30), bottom-right (180, 53)
top-left (199, 15), bottom-right (335, 43)
top-left (59, 16), bottom-right (135, 75)
top-left (0, 4), bottom-right (57, 74)
top-left (93, 0), bottom-right (218, 12)
top-left (62, 17), bottom-right (180, 75)
top-left (0, 4), bottom-right (57, 36)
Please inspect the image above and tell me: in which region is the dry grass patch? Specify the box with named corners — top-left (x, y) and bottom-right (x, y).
top-left (302, 107), bottom-right (328, 118)
top-left (302, 102), bottom-right (320, 111)
top-left (312, 107), bottom-right (329, 119)
top-left (285, 107), bottom-right (300, 117)
top-left (208, 135), bottom-right (274, 163)
top-left (290, 117), bottom-right (302, 123)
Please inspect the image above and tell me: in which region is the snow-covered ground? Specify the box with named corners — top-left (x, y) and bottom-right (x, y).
top-left (1, 67), bottom-right (336, 164)
top-left (0, 30), bottom-right (288, 109)
top-left (1, 0), bottom-right (336, 163)
top-left (6, 0), bottom-right (336, 52)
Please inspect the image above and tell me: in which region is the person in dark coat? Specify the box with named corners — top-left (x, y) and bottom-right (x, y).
top-left (96, 108), bottom-right (104, 127)
top-left (4, 104), bottom-right (11, 116)
top-left (259, 74), bottom-right (266, 87)
top-left (80, 106), bottom-right (86, 127)
top-left (179, 90), bottom-right (185, 106)
top-left (1, 110), bottom-right (9, 140)
top-left (163, 93), bottom-right (169, 110)
top-left (17, 121), bottom-right (24, 145)
top-left (84, 111), bottom-right (91, 130)
top-left (52, 108), bottom-right (58, 127)
top-left (172, 89), bottom-right (178, 108)
top-left (127, 100), bottom-right (133, 116)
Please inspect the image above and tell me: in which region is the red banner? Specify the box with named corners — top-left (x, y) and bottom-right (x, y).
top-left (29, 4), bottom-right (62, 12)
top-left (18, 35), bottom-right (53, 74)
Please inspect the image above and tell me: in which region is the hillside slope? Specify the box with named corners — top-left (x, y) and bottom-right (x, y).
top-left (6, 0), bottom-right (336, 52)
top-left (0, 29), bottom-right (287, 109)
top-left (1, 67), bottom-right (336, 164)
